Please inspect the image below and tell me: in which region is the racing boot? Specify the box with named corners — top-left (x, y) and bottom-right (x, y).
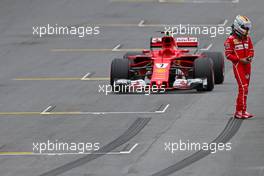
top-left (234, 111), bottom-right (244, 119)
top-left (243, 111), bottom-right (254, 119)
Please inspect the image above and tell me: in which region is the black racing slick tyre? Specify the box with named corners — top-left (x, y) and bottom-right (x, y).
top-left (110, 58), bottom-right (130, 86)
top-left (202, 52), bottom-right (225, 84)
top-left (194, 57), bottom-right (214, 91)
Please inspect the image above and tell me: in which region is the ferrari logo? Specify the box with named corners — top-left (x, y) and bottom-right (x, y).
top-left (156, 63), bottom-right (168, 68)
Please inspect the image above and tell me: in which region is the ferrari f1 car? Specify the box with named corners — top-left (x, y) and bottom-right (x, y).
top-left (110, 33), bottom-right (224, 93)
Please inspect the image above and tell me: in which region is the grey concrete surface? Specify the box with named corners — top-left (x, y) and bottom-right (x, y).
top-left (0, 0), bottom-right (263, 176)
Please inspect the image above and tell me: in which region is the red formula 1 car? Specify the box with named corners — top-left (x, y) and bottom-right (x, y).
top-left (110, 33), bottom-right (224, 93)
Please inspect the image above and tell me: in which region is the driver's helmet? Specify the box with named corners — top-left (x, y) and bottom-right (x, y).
top-left (232, 15), bottom-right (252, 38)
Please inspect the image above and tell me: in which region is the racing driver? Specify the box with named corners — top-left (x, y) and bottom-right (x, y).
top-left (224, 15), bottom-right (254, 119)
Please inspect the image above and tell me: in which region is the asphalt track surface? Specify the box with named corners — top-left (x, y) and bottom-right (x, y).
top-left (0, 0), bottom-right (264, 176)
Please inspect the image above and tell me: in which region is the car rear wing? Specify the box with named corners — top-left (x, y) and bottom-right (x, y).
top-left (176, 37), bottom-right (198, 47)
top-left (150, 37), bottom-right (198, 49)
top-left (150, 37), bottom-right (162, 49)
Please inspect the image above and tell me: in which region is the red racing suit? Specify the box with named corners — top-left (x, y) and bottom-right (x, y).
top-left (224, 34), bottom-right (254, 112)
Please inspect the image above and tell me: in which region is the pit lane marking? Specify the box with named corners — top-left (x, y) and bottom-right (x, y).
top-left (95, 23), bottom-right (223, 27)
top-left (0, 144), bottom-right (139, 156)
top-left (155, 104), bottom-right (170, 113)
top-left (0, 143), bottom-right (139, 156)
top-left (81, 72), bottom-right (93, 80)
top-left (41, 105), bottom-right (56, 114)
top-left (51, 43), bottom-right (214, 53)
top-left (52, 21), bottom-right (229, 30)
top-left (0, 152), bottom-right (34, 156)
top-left (119, 143), bottom-right (139, 154)
top-left (112, 44), bottom-right (122, 51)
top-left (138, 20), bottom-right (145, 27)
top-left (111, 0), bottom-right (239, 3)
top-left (0, 104), bottom-right (170, 116)
top-left (51, 48), bottom-right (144, 52)
top-left (0, 112), bottom-right (40, 115)
top-left (13, 77), bottom-right (109, 81)
top-left (218, 19), bottom-right (228, 26)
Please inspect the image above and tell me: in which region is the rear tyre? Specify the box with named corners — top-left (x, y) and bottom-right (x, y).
top-left (110, 58), bottom-right (130, 88)
top-left (194, 57), bottom-right (214, 91)
top-left (202, 52), bottom-right (225, 84)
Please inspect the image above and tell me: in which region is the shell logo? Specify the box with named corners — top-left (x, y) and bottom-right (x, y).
top-left (156, 68), bottom-right (166, 73)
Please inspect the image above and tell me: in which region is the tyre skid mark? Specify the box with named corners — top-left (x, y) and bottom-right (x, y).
top-left (39, 118), bottom-right (151, 176)
top-left (150, 117), bottom-right (242, 176)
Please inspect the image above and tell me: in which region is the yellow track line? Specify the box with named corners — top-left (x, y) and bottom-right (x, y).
top-left (13, 77), bottom-right (109, 81)
top-left (0, 110), bottom-right (166, 116)
top-left (110, 0), bottom-right (184, 2)
top-left (0, 112), bottom-right (82, 115)
top-left (0, 112), bottom-right (40, 115)
top-left (0, 152), bottom-right (33, 155)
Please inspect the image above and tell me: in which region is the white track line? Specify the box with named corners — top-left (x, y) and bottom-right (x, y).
top-left (1, 143), bottom-right (140, 156)
top-left (41, 104), bottom-right (170, 115)
top-left (81, 72), bottom-right (91, 80)
top-left (0, 151), bottom-right (135, 156)
top-left (155, 104), bottom-right (170, 113)
top-left (0, 104), bottom-right (170, 116)
top-left (77, 110), bottom-right (167, 115)
top-left (200, 43), bottom-right (213, 51)
top-left (112, 44), bottom-right (121, 51)
top-left (120, 143), bottom-right (139, 154)
top-left (138, 20), bottom-right (145, 27)
top-left (41, 106), bottom-right (54, 114)
top-left (41, 111), bottom-right (164, 115)
top-left (218, 19), bottom-right (228, 26)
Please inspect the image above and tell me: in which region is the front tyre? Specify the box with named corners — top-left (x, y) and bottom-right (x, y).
top-left (194, 57), bottom-right (214, 91)
top-left (110, 58), bottom-right (130, 86)
top-left (202, 52), bottom-right (225, 84)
